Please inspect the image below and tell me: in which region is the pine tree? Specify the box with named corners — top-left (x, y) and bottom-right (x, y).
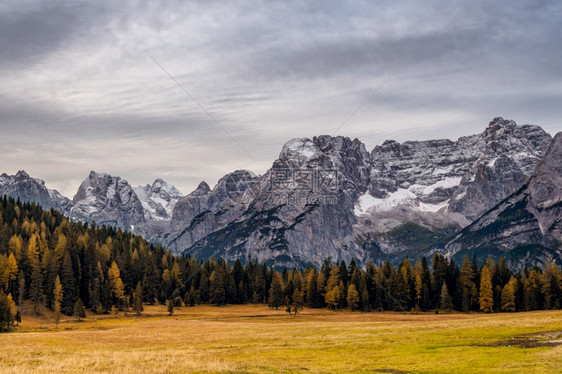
top-left (5, 253), bottom-right (18, 295)
top-left (61, 251), bottom-right (76, 315)
top-left (27, 234), bottom-right (43, 316)
top-left (107, 261), bottom-right (124, 308)
top-left (133, 282), bottom-right (143, 317)
top-left (167, 299), bottom-right (174, 316)
top-left (325, 285), bottom-right (340, 311)
top-left (17, 270), bottom-right (25, 309)
top-left (479, 266), bottom-right (494, 313)
top-left (73, 298), bottom-right (86, 321)
top-left (460, 256), bottom-right (476, 312)
top-left (90, 277), bottom-right (101, 313)
top-left (315, 271), bottom-right (326, 308)
top-left (541, 258), bottom-right (559, 310)
top-left (210, 268), bottom-right (226, 306)
top-left (0, 290), bottom-right (16, 332)
top-left (414, 273), bottom-right (423, 310)
top-left (346, 284), bottom-right (360, 311)
top-left (54, 233), bottom-right (67, 262)
top-left (439, 282), bottom-right (453, 312)
top-left (268, 271), bottom-right (284, 309)
top-left (361, 287), bottom-right (370, 312)
top-left (500, 276), bottom-right (517, 312)
top-left (523, 270), bottom-right (539, 311)
top-left (291, 288), bottom-right (304, 316)
top-left (306, 272), bottom-right (318, 308)
top-left (53, 276), bottom-right (63, 328)
top-left (185, 285), bottom-right (196, 306)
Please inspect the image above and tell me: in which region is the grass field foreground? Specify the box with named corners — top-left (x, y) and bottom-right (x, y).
top-left (1, 305), bottom-right (561, 373)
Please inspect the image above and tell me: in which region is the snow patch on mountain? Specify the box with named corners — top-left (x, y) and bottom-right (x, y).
top-left (355, 177), bottom-right (461, 215)
top-left (408, 177), bottom-right (462, 196)
top-left (133, 179), bottom-right (182, 222)
top-left (282, 138), bottom-right (319, 160)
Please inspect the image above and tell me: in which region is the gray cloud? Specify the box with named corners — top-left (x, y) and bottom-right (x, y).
top-left (0, 0), bottom-right (561, 196)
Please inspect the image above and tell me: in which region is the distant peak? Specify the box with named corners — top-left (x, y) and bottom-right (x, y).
top-left (89, 170), bottom-right (109, 179)
top-left (188, 181), bottom-right (210, 197)
top-left (280, 138), bottom-right (318, 160)
top-left (382, 139), bottom-right (400, 146)
top-left (15, 170), bottom-right (30, 178)
top-left (150, 178), bottom-right (166, 189)
top-left (197, 181), bottom-right (210, 192)
top-left (487, 117), bottom-right (515, 129)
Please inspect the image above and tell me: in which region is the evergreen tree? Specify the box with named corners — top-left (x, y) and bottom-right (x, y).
top-left (541, 258), bottom-right (559, 309)
top-left (346, 284), bottom-right (360, 311)
top-left (133, 282), bottom-right (143, 317)
top-left (268, 271), bottom-right (284, 309)
top-left (90, 277), bottom-right (101, 313)
top-left (325, 285), bottom-right (340, 311)
top-left (0, 290), bottom-right (16, 332)
top-left (479, 266), bottom-right (494, 313)
top-left (53, 276), bottom-right (63, 328)
top-left (307, 272), bottom-right (319, 308)
top-left (17, 270), bottom-right (25, 308)
top-left (167, 299), bottom-right (174, 316)
top-left (5, 252), bottom-right (18, 295)
top-left (27, 235), bottom-right (43, 316)
top-left (61, 251), bottom-right (77, 315)
top-left (199, 271), bottom-right (210, 303)
top-left (108, 261), bottom-right (125, 308)
top-left (185, 285), bottom-right (196, 306)
top-left (440, 282), bottom-right (453, 312)
top-left (290, 288), bottom-right (304, 316)
top-left (523, 270), bottom-right (540, 311)
top-left (73, 298), bottom-right (86, 321)
top-left (460, 257), bottom-right (476, 312)
top-left (315, 271), bottom-right (326, 308)
top-left (414, 273), bottom-right (423, 310)
top-left (500, 276), bottom-right (517, 312)
top-left (210, 268), bottom-right (226, 306)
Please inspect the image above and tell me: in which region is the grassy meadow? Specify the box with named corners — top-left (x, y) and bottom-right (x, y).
top-left (0, 305), bottom-right (561, 373)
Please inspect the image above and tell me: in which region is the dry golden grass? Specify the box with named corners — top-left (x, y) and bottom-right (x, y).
top-left (1, 304), bottom-right (561, 373)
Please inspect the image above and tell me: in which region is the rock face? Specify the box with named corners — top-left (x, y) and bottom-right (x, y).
top-left (168, 136), bottom-right (370, 267)
top-left (353, 117), bottom-right (552, 255)
top-left (0, 170), bottom-right (71, 213)
top-left (2, 117), bottom-right (557, 268)
top-left (164, 117), bottom-right (554, 267)
top-left (166, 170), bottom-right (261, 254)
top-left (445, 132), bottom-right (562, 268)
top-left (69, 172), bottom-right (183, 240)
top-left (70, 171), bottom-right (147, 233)
top-left (166, 117), bottom-right (553, 267)
top-left (134, 179), bottom-right (182, 222)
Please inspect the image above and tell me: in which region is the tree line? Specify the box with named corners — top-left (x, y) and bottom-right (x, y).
top-left (0, 196), bottom-right (561, 331)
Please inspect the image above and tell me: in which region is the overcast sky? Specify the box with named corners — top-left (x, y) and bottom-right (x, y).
top-left (1, 0), bottom-right (561, 197)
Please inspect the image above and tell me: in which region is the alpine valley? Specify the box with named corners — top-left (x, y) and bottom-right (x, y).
top-left (2, 117), bottom-right (560, 269)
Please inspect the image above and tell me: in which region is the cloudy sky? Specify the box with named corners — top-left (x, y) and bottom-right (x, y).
top-left (1, 0), bottom-right (561, 197)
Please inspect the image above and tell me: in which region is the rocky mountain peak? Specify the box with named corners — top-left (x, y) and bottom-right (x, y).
top-left (445, 131), bottom-right (562, 267)
top-left (15, 170), bottom-right (31, 179)
top-left (71, 171), bottom-right (145, 232)
top-left (149, 178), bottom-right (183, 199)
top-left (0, 170), bottom-right (71, 213)
top-left (276, 135), bottom-right (371, 189)
top-left (192, 181), bottom-right (211, 196)
top-left (485, 116), bottom-right (516, 133)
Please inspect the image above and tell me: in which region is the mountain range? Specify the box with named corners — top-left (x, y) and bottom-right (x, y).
top-left (1, 117), bottom-right (560, 268)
